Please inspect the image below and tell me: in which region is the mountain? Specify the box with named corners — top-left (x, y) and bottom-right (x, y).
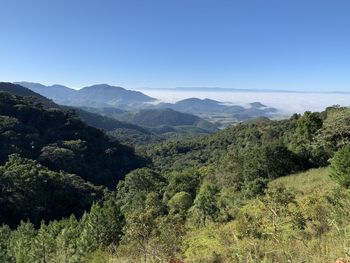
top-left (155, 97), bottom-right (279, 126)
top-left (3, 82), bottom-right (218, 145)
top-left (0, 90), bottom-right (147, 188)
top-left (114, 108), bottom-right (219, 133)
top-left (17, 82), bottom-right (156, 109)
top-left (77, 84), bottom-right (155, 108)
top-left (15, 82), bottom-right (76, 104)
top-left (17, 82), bottom-right (280, 126)
top-left (157, 97), bottom-right (277, 115)
top-left (157, 98), bottom-right (229, 114)
top-left (250, 101), bottom-right (267, 108)
top-left (117, 108), bottom-right (209, 127)
top-left (70, 107), bottom-right (149, 133)
top-left (0, 82), bottom-right (58, 108)
top-left (3, 82), bottom-right (153, 140)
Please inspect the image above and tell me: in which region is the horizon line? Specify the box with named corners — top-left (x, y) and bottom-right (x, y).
top-left (10, 81), bottom-right (350, 94)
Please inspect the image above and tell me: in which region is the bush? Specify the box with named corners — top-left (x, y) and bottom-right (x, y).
top-left (330, 145), bottom-right (350, 188)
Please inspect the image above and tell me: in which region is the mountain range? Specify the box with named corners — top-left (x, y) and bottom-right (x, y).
top-left (0, 82), bottom-right (150, 135)
top-left (1, 82), bottom-right (218, 145)
top-left (16, 82), bottom-right (155, 108)
top-left (153, 98), bottom-right (278, 126)
top-left (15, 81), bottom-right (280, 130)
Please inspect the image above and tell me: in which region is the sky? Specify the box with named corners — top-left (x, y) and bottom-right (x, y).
top-left (1, 0), bottom-right (350, 91)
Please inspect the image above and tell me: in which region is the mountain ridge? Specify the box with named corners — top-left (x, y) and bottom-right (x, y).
top-left (17, 81), bottom-right (156, 108)
top-left (1, 82), bottom-right (152, 135)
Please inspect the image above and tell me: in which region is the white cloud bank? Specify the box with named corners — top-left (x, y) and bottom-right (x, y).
top-left (137, 89), bottom-right (350, 115)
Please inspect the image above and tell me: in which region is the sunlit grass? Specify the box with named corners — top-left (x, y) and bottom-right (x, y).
top-left (269, 167), bottom-right (336, 197)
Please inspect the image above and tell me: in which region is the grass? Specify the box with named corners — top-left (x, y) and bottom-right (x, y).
top-left (269, 167), bottom-right (336, 198)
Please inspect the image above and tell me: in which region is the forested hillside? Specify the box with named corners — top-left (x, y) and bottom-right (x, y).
top-left (0, 82), bottom-right (58, 108)
top-left (0, 91), bottom-right (146, 188)
top-left (1, 89), bottom-right (350, 262)
top-left (8, 82), bottom-right (218, 144)
top-left (0, 82), bottom-right (156, 144)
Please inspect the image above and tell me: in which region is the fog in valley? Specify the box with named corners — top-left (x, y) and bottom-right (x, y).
top-left (138, 88), bottom-right (350, 115)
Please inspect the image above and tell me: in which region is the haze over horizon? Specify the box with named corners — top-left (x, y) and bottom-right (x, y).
top-left (1, 0), bottom-right (350, 92)
top-left (10, 81), bottom-right (350, 93)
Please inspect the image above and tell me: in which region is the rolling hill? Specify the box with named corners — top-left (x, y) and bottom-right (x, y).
top-left (156, 98), bottom-right (279, 125)
top-left (114, 108), bottom-right (219, 134)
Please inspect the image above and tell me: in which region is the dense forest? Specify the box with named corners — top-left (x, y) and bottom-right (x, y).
top-left (1, 88), bottom-right (350, 262)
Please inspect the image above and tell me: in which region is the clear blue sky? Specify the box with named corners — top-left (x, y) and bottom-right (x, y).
top-left (1, 0), bottom-right (350, 91)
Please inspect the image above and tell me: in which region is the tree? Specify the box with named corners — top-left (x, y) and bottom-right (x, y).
top-left (32, 222), bottom-right (56, 263)
top-left (0, 91), bottom-right (147, 189)
top-left (330, 145), bottom-right (350, 188)
top-left (168, 191), bottom-right (193, 216)
top-left (0, 224), bottom-right (13, 262)
top-left (0, 154), bottom-right (101, 227)
top-left (163, 170), bottom-right (200, 203)
top-left (315, 108), bottom-right (350, 163)
top-left (54, 215), bottom-right (82, 263)
top-left (289, 111), bottom-right (323, 165)
top-left (79, 199), bottom-right (124, 253)
top-left (116, 168), bottom-right (166, 215)
top-left (243, 143), bottom-right (301, 181)
top-left (9, 221), bottom-right (36, 263)
top-left (190, 182), bottom-right (219, 226)
top-left (148, 215), bottom-right (185, 262)
top-left (118, 192), bottom-right (163, 263)
top-left (39, 145), bottom-right (76, 171)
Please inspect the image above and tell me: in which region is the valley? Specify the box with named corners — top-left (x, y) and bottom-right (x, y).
top-left (1, 82), bottom-right (350, 262)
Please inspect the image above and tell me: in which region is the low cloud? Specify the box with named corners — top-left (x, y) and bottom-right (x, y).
top-left (137, 89), bottom-right (350, 115)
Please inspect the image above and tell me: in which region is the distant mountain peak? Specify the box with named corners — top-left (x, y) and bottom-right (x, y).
top-left (80, 84), bottom-right (125, 91)
top-left (176, 98), bottom-right (220, 104)
top-left (250, 102), bottom-right (267, 108)
top-left (17, 82), bottom-right (156, 108)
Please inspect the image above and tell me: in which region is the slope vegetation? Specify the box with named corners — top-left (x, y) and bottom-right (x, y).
top-left (0, 91), bottom-right (146, 188)
top-left (1, 82), bottom-right (154, 142)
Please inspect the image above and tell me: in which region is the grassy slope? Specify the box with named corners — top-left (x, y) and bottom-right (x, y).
top-left (269, 167), bottom-right (335, 198)
top-left (181, 168), bottom-right (342, 263)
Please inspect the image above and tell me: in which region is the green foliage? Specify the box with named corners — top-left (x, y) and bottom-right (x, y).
top-left (269, 167), bottom-right (334, 196)
top-left (330, 144), bottom-right (350, 188)
top-left (0, 199), bottom-right (124, 263)
top-left (118, 192), bottom-right (185, 262)
top-left (118, 192), bottom-right (163, 262)
top-left (289, 111), bottom-right (323, 164)
top-left (0, 154), bottom-right (102, 227)
top-left (168, 191), bottom-right (193, 215)
top-left (0, 82), bottom-right (57, 108)
top-left (163, 170), bottom-right (200, 202)
top-left (79, 199), bottom-right (124, 252)
top-left (1, 92), bottom-right (350, 263)
top-left (0, 224), bottom-right (13, 262)
top-left (108, 128), bottom-right (162, 146)
top-left (0, 92), bottom-right (147, 188)
top-left (148, 215), bottom-right (185, 261)
top-left (312, 107), bottom-right (350, 166)
top-left (295, 111), bottom-right (323, 138)
top-left (217, 143), bottom-right (301, 192)
top-left (9, 221), bottom-right (36, 263)
top-left (116, 168), bottom-right (166, 215)
top-left (115, 108), bottom-right (218, 132)
top-left (190, 182), bottom-right (220, 226)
